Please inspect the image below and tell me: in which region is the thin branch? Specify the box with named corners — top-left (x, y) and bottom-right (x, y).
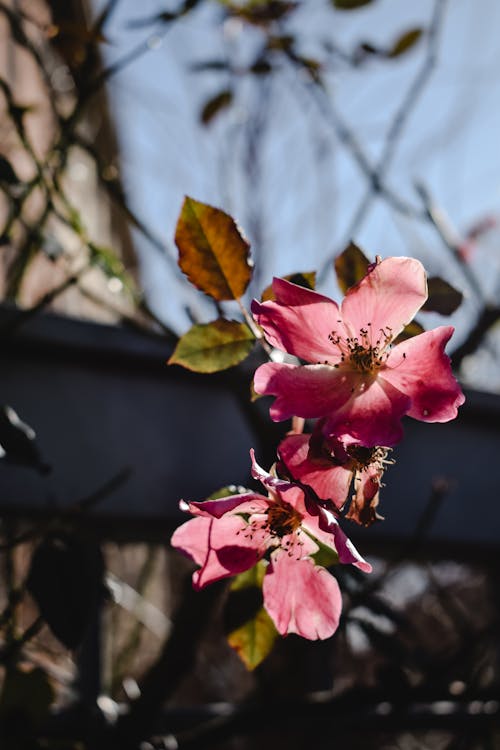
top-left (72, 133), bottom-right (178, 264)
top-left (451, 305), bottom-right (500, 370)
top-left (0, 616), bottom-right (45, 665)
top-left (317, 0), bottom-right (448, 282)
top-left (287, 62), bottom-right (425, 224)
top-left (415, 181), bottom-right (484, 301)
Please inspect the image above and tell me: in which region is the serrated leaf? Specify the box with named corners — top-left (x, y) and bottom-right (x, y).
top-left (261, 271), bottom-right (316, 301)
top-left (175, 196), bottom-right (253, 300)
top-left (168, 319), bottom-right (255, 373)
top-left (393, 319), bottom-right (425, 344)
top-left (332, 0), bottom-right (373, 9)
top-left (334, 242), bottom-right (370, 293)
top-left (228, 606), bottom-right (278, 670)
top-left (200, 89), bottom-right (233, 125)
top-left (421, 276), bottom-right (463, 315)
top-left (388, 28), bottom-right (423, 58)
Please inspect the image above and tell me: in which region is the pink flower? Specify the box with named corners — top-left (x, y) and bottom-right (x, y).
top-left (252, 257), bottom-right (465, 447)
top-left (278, 430), bottom-right (391, 527)
top-left (171, 450), bottom-right (371, 640)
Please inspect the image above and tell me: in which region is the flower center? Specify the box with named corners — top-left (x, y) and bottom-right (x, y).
top-left (266, 503), bottom-right (303, 538)
top-left (347, 445), bottom-right (390, 471)
top-left (328, 324), bottom-right (393, 373)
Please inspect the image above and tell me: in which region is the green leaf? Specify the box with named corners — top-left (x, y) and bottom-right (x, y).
top-left (230, 560), bottom-right (267, 591)
top-left (66, 204), bottom-right (85, 235)
top-left (175, 196), bottom-right (253, 300)
top-left (332, 0), bottom-right (373, 9)
top-left (228, 606), bottom-right (278, 670)
top-left (200, 89), bottom-right (233, 125)
top-left (261, 271), bottom-right (316, 301)
top-left (334, 242), bottom-right (370, 293)
top-left (421, 276), bottom-right (463, 315)
top-left (312, 537), bottom-right (340, 568)
top-left (168, 318), bottom-right (255, 372)
top-left (226, 562), bottom-right (277, 670)
top-left (224, 563), bottom-right (266, 632)
top-left (393, 319), bottom-right (425, 344)
top-left (388, 28), bottom-right (423, 58)
top-left (88, 242), bottom-right (136, 295)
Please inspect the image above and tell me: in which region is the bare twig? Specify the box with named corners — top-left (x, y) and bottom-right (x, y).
top-left (317, 0), bottom-right (448, 282)
top-left (415, 181), bottom-right (484, 301)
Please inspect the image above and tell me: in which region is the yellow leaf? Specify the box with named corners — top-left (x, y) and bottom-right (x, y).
top-left (175, 197), bottom-right (253, 301)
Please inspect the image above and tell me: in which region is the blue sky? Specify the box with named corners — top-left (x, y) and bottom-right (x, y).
top-left (91, 0), bottom-right (500, 390)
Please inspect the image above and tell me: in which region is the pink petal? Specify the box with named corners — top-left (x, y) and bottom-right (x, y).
top-left (278, 434), bottom-right (352, 510)
top-left (382, 326), bottom-right (465, 422)
top-left (300, 512), bottom-right (339, 552)
top-left (263, 552), bottom-right (342, 639)
top-left (322, 376), bottom-right (411, 447)
top-left (254, 362), bottom-right (355, 422)
top-left (249, 449), bottom-right (297, 495)
top-left (316, 508), bottom-right (372, 573)
top-left (171, 516), bottom-right (263, 589)
top-left (252, 278), bottom-right (348, 364)
top-left (249, 449), bottom-right (310, 515)
top-left (341, 257), bottom-right (427, 342)
top-left (184, 492), bottom-right (269, 519)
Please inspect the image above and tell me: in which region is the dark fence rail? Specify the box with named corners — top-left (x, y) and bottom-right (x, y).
top-left (1, 304), bottom-right (499, 559)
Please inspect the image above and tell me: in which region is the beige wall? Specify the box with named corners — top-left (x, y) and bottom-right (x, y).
top-left (0, 0), bottom-right (138, 323)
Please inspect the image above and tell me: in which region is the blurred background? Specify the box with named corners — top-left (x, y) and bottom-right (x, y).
top-left (0, 1), bottom-right (499, 748)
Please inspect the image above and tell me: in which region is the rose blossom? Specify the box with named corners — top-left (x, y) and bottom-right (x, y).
top-left (252, 257), bottom-right (465, 447)
top-left (171, 450), bottom-right (371, 640)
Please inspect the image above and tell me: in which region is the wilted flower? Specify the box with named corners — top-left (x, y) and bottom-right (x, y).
top-left (278, 429), bottom-right (392, 527)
